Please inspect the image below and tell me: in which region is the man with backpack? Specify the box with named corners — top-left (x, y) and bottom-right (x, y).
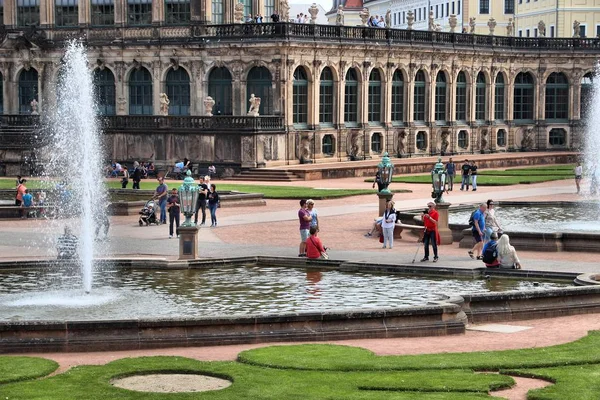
top-left (468, 203), bottom-right (487, 260)
top-left (481, 232), bottom-right (500, 267)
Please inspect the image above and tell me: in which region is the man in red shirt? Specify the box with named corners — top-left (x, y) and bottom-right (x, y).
top-left (421, 202), bottom-right (440, 262)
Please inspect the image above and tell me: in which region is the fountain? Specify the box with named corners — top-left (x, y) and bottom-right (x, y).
top-left (41, 41), bottom-right (108, 293)
top-left (583, 64), bottom-right (600, 196)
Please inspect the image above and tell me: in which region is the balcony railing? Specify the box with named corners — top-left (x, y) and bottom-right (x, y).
top-left (99, 115), bottom-right (285, 132)
top-left (20, 22), bottom-right (600, 52)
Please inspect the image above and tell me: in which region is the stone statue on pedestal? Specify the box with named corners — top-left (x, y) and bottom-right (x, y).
top-left (359, 7), bottom-right (370, 26)
top-left (449, 14), bottom-right (457, 33)
top-left (335, 5), bottom-right (344, 26)
top-left (308, 3), bottom-right (318, 24)
top-left (507, 18), bottom-right (514, 36)
top-left (280, 0), bottom-right (290, 21)
top-left (30, 99), bottom-right (39, 115)
top-left (573, 20), bottom-right (581, 38)
top-left (159, 93), bottom-right (170, 116)
top-left (428, 10), bottom-right (435, 31)
top-left (204, 96), bottom-right (215, 116)
top-left (488, 17), bottom-right (497, 35)
top-left (385, 9), bottom-right (391, 27)
top-left (248, 94), bottom-right (261, 116)
top-left (469, 17), bottom-right (476, 34)
top-left (521, 128), bottom-right (534, 151)
top-left (407, 10), bottom-right (415, 30)
top-left (234, 2), bottom-right (244, 23)
top-left (538, 20), bottom-right (546, 37)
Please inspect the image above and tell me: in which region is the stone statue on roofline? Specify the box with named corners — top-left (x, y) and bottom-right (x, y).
top-left (573, 20), bottom-right (581, 38)
top-left (159, 93), bottom-right (170, 116)
top-left (336, 5), bottom-right (344, 26)
top-left (234, 2), bottom-right (244, 24)
top-left (538, 20), bottom-right (546, 37)
top-left (507, 18), bottom-right (514, 37)
top-left (469, 17), bottom-right (476, 34)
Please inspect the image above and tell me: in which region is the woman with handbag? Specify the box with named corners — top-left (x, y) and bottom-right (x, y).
top-left (306, 226), bottom-right (328, 259)
top-left (207, 183), bottom-right (220, 227)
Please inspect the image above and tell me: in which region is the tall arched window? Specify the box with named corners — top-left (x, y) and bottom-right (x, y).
top-left (435, 71), bottom-right (447, 122)
top-left (455, 71), bottom-right (467, 121)
top-left (211, 0), bottom-right (223, 23)
top-left (93, 68), bottom-right (116, 115)
top-left (513, 72), bottom-right (534, 122)
top-left (165, 0), bottom-right (189, 24)
top-left (545, 72), bottom-right (568, 122)
top-left (581, 73), bottom-right (594, 121)
top-left (391, 69), bottom-right (404, 124)
top-left (241, 0), bottom-right (251, 18)
top-left (246, 66), bottom-right (273, 115)
top-left (293, 67), bottom-right (308, 127)
top-left (414, 70), bottom-right (426, 122)
top-left (19, 68), bottom-right (38, 114)
top-left (475, 72), bottom-right (486, 121)
top-left (128, 0), bottom-right (151, 25)
top-left (129, 67), bottom-right (152, 115)
top-left (368, 69), bottom-right (382, 125)
top-left (17, 0), bottom-right (40, 26)
top-left (208, 67), bottom-right (232, 115)
top-left (494, 73), bottom-right (505, 121)
top-left (319, 67), bottom-right (334, 126)
top-left (344, 68), bottom-right (358, 126)
top-left (55, 0), bottom-right (78, 26)
top-left (166, 68), bottom-right (190, 116)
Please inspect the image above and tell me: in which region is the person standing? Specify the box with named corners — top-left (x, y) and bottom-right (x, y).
top-left (207, 183), bottom-right (220, 227)
top-left (153, 177), bottom-right (168, 224)
top-left (381, 200), bottom-right (396, 249)
top-left (121, 166), bottom-right (129, 189)
top-left (298, 199), bottom-right (312, 257)
top-left (445, 158), bottom-right (456, 191)
top-left (470, 160), bottom-right (478, 191)
top-left (307, 199), bottom-right (319, 232)
top-left (469, 203), bottom-right (487, 260)
top-left (15, 179), bottom-right (27, 206)
top-left (421, 202), bottom-right (439, 262)
top-left (166, 188), bottom-right (180, 238)
top-left (132, 161), bottom-right (143, 190)
top-left (460, 160), bottom-right (471, 191)
top-left (21, 189), bottom-right (33, 218)
top-left (484, 199), bottom-right (502, 243)
top-left (574, 162), bottom-right (583, 194)
top-left (194, 176), bottom-right (209, 225)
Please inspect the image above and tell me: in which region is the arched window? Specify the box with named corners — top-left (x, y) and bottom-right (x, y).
top-left (241, 0), bottom-right (251, 19)
top-left (494, 74), bottom-right (505, 121)
top-left (414, 70), bottom-right (426, 122)
top-left (165, 0), bottom-right (189, 24)
top-left (475, 72), bottom-right (486, 121)
top-left (545, 72), bottom-right (568, 122)
top-left (581, 73), bottom-right (594, 121)
top-left (247, 66), bottom-right (273, 115)
top-left (497, 129), bottom-right (507, 147)
top-left (128, 0), bottom-right (151, 25)
top-left (55, 0), bottom-right (78, 26)
top-left (344, 68), bottom-right (358, 126)
top-left (455, 71), bottom-right (467, 121)
top-left (549, 128), bottom-right (566, 146)
top-left (458, 130), bottom-right (468, 149)
top-left (435, 71), bottom-right (447, 122)
top-left (91, 0), bottom-right (114, 25)
top-left (19, 68), bottom-right (38, 114)
top-left (166, 68), bottom-right (190, 116)
top-left (211, 0), bottom-right (223, 23)
top-left (208, 67), bottom-right (232, 115)
top-left (371, 132), bottom-right (382, 153)
top-left (416, 131), bottom-right (427, 150)
top-left (17, 0), bottom-right (40, 26)
top-left (93, 68), bottom-right (116, 115)
top-left (322, 134), bottom-right (334, 156)
top-left (319, 67), bottom-right (334, 126)
top-left (513, 72), bottom-right (534, 121)
top-left (368, 69), bottom-right (382, 124)
top-left (391, 70), bottom-right (404, 124)
top-left (129, 67), bottom-right (152, 115)
top-left (293, 67), bottom-right (308, 127)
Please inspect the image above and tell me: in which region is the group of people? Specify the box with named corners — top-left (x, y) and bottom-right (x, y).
top-left (108, 160), bottom-right (155, 188)
top-left (469, 200), bottom-right (522, 269)
top-left (367, 15), bottom-right (387, 27)
top-left (153, 175), bottom-right (220, 238)
top-left (298, 199), bottom-right (325, 259)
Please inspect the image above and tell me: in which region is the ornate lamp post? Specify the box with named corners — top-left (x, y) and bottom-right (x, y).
top-left (376, 152), bottom-right (395, 216)
top-left (177, 170), bottom-right (199, 259)
top-left (430, 157), bottom-right (453, 244)
top-left (430, 157), bottom-right (447, 204)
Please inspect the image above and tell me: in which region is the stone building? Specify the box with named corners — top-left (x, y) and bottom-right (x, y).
top-left (0, 2), bottom-right (596, 173)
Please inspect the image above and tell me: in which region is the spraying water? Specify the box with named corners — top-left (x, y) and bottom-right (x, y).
top-left (584, 66), bottom-right (600, 195)
top-left (44, 41), bottom-right (107, 293)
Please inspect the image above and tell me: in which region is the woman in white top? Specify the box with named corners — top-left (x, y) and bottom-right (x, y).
top-left (484, 199), bottom-right (502, 243)
top-left (497, 234), bottom-right (522, 269)
top-left (381, 200), bottom-right (396, 249)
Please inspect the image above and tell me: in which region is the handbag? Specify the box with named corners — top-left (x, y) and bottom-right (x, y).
top-left (379, 233), bottom-right (384, 243)
top-left (320, 251), bottom-right (329, 260)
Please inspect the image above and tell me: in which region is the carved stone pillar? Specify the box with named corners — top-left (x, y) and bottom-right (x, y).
top-left (506, 77), bottom-right (514, 122)
top-left (536, 83), bottom-right (545, 121)
top-left (152, 0), bottom-right (164, 25)
top-left (383, 65), bottom-right (392, 128)
top-left (4, 0), bottom-right (16, 26)
top-left (360, 62), bottom-right (370, 128)
top-left (152, 61), bottom-right (162, 115)
top-left (6, 63), bottom-right (17, 114)
top-left (406, 67), bottom-right (415, 126)
top-left (114, 61), bottom-right (127, 115)
top-left (572, 82), bottom-right (581, 121)
top-left (40, 0), bottom-right (54, 27)
top-left (447, 72), bottom-right (456, 124)
top-left (487, 80), bottom-right (494, 122)
top-left (336, 61), bottom-right (346, 128)
top-left (311, 62), bottom-right (321, 128)
top-left (79, 0), bottom-right (91, 26)
top-left (115, 0), bottom-right (127, 25)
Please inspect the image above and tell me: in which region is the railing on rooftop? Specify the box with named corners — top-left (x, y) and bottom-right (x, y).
top-left (26, 22), bottom-right (600, 51)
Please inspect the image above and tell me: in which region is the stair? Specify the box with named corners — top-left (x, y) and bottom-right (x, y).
top-left (230, 169), bottom-right (303, 182)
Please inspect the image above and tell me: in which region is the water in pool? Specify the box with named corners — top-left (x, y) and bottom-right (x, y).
top-left (0, 266), bottom-right (569, 321)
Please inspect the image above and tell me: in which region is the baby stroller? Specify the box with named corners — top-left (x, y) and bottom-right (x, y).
top-left (139, 199), bottom-right (158, 226)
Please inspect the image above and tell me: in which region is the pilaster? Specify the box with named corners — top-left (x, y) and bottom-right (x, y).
top-left (152, 0), bottom-right (164, 25)
top-left (79, 0), bottom-right (90, 26)
top-left (4, 0), bottom-right (16, 27)
top-left (115, 0), bottom-right (127, 26)
top-left (40, 0), bottom-right (53, 27)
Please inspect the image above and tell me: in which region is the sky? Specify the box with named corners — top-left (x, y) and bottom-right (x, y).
top-left (290, 0), bottom-right (333, 11)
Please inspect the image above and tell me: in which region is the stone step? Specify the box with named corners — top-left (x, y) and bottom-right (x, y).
top-left (228, 169), bottom-right (303, 181)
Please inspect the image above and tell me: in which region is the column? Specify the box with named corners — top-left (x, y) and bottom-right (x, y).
top-left (336, 66), bottom-right (345, 129)
top-left (115, 0), bottom-right (127, 25)
top-left (406, 71), bottom-right (414, 126)
top-left (360, 63), bottom-right (369, 128)
top-left (152, 61), bottom-right (162, 115)
top-left (40, 0), bottom-right (53, 27)
top-left (311, 63), bottom-right (320, 129)
top-left (487, 79), bottom-right (494, 123)
top-left (572, 81), bottom-right (580, 121)
top-left (426, 71), bottom-right (435, 126)
top-left (79, 0), bottom-right (90, 25)
top-left (536, 82), bottom-right (545, 122)
top-left (4, 0), bottom-right (16, 27)
top-left (152, 0), bottom-right (164, 24)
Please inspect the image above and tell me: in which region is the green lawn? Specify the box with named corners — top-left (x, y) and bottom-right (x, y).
top-left (0, 179), bottom-right (410, 200)
top-left (4, 331), bottom-right (600, 399)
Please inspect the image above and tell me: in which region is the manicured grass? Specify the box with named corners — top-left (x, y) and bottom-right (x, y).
top-left (0, 356), bottom-right (58, 384)
top-left (0, 179), bottom-right (410, 200)
top-left (388, 174), bottom-right (570, 185)
top-left (5, 332), bottom-right (600, 398)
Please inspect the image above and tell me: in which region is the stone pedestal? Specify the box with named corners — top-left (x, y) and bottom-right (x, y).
top-left (436, 202), bottom-right (453, 245)
top-left (178, 225), bottom-right (199, 260)
top-left (377, 192), bottom-right (394, 216)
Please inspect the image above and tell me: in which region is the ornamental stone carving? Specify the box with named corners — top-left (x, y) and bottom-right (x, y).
top-left (573, 20), bottom-right (581, 38)
top-left (280, 0), bottom-right (290, 22)
top-left (407, 10), bottom-right (415, 30)
top-left (449, 14), bottom-right (457, 33)
top-left (538, 20), bottom-right (546, 37)
top-left (204, 96), bottom-right (215, 116)
top-left (234, 2), bottom-right (244, 24)
top-left (248, 93), bottom-right (261, 116)
top-left (335, 5), bottom-right (344, 26)
top-left (507, 18), bottom-right (514, 37)
top-left (488, 17), bottom-right (497, 35)
top-left (159, 93), bottom-right (170, 116)
top-left (359, 8), bottom-right (370, 26)
top-left (428, 11), bottom-right (434, 31)
top-left (308, 3), bottom-right (318, 24)
top-left (469, 17), bottom-right (476, 34)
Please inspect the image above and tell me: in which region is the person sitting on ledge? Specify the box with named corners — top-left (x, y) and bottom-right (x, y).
top-left (306, 226), bottom-right (328, 259)
top-left (497, 234), bottom-right (522, 269)
top-left (481, 232), bottom-right (501, 268)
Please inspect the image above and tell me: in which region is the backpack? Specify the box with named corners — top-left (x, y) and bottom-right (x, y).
top-left (482, 242), bottom-right (498, 264)
top-left (468, 209), bottom-right (477, 227)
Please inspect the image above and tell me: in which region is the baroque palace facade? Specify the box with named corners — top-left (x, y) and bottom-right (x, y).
top-left (0, 1), bottom-right (597, 171)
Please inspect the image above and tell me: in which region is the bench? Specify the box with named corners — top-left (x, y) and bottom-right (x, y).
top-left (0, 205), bottom-right (55, 219)
top-left (369, 219), bottom-right (423, 240)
